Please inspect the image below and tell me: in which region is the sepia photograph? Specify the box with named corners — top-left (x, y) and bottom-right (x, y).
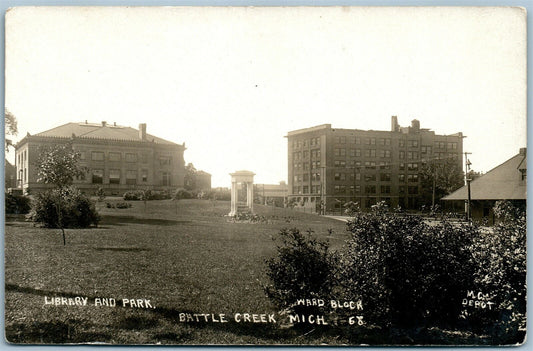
top-left (3, 6), bottom-right (527, 345)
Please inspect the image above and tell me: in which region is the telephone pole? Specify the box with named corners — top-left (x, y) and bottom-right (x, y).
top-left (464, 152), bottom-right (472, 220)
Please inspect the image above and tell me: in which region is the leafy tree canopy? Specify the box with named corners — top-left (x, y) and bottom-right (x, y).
top-left (35, 142), bottom-right (84, 188)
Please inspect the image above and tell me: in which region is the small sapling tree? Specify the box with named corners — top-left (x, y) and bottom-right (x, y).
top-left (35, 142), bottom-right (86, 245)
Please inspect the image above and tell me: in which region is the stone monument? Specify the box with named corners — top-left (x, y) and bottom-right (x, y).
top-left (229, 170), bottom-right (255, 216)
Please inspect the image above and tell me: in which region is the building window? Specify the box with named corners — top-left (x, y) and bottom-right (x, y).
top-left (79, 152), bottom-right (86, 160)
top-left (364, 161), bottom-right (376, 169)
top-left (334, 173), bottom-right (346, 181)
top-left (126, 170), bottom-right (137, 185)
top-left (312, 172), bottom-right (321, 181)
top-left (109, 152), bottom-right (121, 162)
top-left (109, 169), bottom-right (121, 184)
top-left (365, 185), bottom-right (376, 194)
top-left (408, 174), bottom-right (419, 182)
top-left (355, 136), bottom-right (361, 144)
top-left (378, 138), bottom-right (391, 146)
top-left (380, 185), bottom-right (391, 194)
top-left (398, 174), bottom-right (406, 182)
top-left (399, 151), bottom-right (405, 159)
top-left (92, 151), bottom-right (104, 161)
top-left (92, 169), bottom-right (104, 184)
top-left (421, 146), bottom-right (432, 154)
top-left (303, 163), bottom-right (309, 170)
top-left (380, 173), bottom-right (391, 181)
top-left (126, 153), bottom-right (138, 163)
top-left (379, 150), bottom-right (391, 158)
top-left (365, 174), bottom-right (376, 182)
top-left (334, 160), bottom-right (346, 167)
top-left (399, 140), bottom-right (405, 147)
top-left (141, 169), bottom-right (148, 182)
top-left (408, 140), bottom-right (419, 147)
top-left (407, 163), bottom-right (419, 171)
top-left (407, 151), bottom-right (418, 159)
top-left (335, 136), bottom-right (346, 144)
top-left (141, 153), bottom-right (148, 163)
top-left (379, 161), bottom-right (390, 170)
top-left (364, 149), bottom-right (376, 157)
top-left (435, 141), bottom-right (446, 149)
top-left (162, 172), bottom-right (171, 186)
top-left (303, 186), bottom-right (309, 194)
top-left (399, 163), bottom-right (405, 171)
top-left (334, 148), bottom-right (346, 157)
top-left (447, 142), bottom-right (458, 150)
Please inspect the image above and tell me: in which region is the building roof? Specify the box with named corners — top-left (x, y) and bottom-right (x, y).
top-left (33, 122), bottom-right (178, 145)
top-left (442, 148), bottom-right (527, 201)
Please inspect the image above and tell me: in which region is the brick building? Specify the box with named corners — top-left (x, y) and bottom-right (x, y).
top-left (15, 121), bottom-right (186, 195)
top-left (287, 117), bottom-right (464, 212)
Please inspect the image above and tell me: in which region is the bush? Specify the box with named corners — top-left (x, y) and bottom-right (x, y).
top-left (115, 202), bottom-right (132, 209)
top-left (173, 188), bottom-right (193, 200)
top-left (5, 194), bottom-right (31, 214)
top-left (339, 204), bottom-right (478, 329)
top-left (27, 186), bottom-right (100, 228)
top-left (264, 228), bottom-right (337, 315)
top-left (95, 187), bottom-right (106, 202)
top-left (470, 201), bottom-right (526, 344)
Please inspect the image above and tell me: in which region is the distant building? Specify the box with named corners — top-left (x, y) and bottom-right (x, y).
top-left (254, 181), bottom-right (288, 207)
top-left (287, 117), bottom-right (464, 212)
top-left (15, 121), bottom-right (186, 195)
top-left (442, 148), bottom-right (527, 224)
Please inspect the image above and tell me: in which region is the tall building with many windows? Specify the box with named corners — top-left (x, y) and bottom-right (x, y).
top-left (15, 121), bottom-right (186, 195)
top-left (287, 117), bottom-right (463, 212)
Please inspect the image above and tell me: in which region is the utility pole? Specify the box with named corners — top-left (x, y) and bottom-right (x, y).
top-left (464, 152), bottom-right (472, 221)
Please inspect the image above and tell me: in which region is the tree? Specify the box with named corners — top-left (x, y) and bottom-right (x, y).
top-left (35, 142), bottom-right (84, 187)
top-left (420, 160), bottom-right (464, 207)
top-left (34, 142), bottom-right (86, 245)
top-left (5, 109), bottom-right (18, 151)
top-left (184, 163), bottom-right (197, 191)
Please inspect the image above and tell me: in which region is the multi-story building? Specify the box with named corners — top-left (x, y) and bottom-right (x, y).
top-left (15, 121), bottom-right (186, 195)
top-left (287, 117), bottom-right (463, 212)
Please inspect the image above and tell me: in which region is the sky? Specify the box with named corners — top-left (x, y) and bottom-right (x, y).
top-left (5, 6), bottom-right (527, 187)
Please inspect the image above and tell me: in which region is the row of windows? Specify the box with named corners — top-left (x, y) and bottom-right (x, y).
top-left (293, 161), bottom-right (322, 170)
top-left (86, 151), bottom-right (172, 165)
top-left (292, 137), bottom-right (321, 148)
top-left (294, 173), bottom-right (322, 182)
top-left (293, 183), bottom-right (420, 195)
top-left (76, 169), bottom-right (170, 186)
top-left (332, 149), bottom-right (458, 161)
top-left (293, 149), bottom-right (321, 160)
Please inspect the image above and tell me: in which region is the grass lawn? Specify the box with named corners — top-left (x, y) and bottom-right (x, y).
top-left (5, 199), bottom-right (352, 345)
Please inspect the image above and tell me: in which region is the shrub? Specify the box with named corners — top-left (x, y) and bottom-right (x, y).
top-left (173, 188), bottom-right (193, 200)
top-left (339, 205), bottom-right (478, 329)
top-left (95, 187), bottom-right (106, 202)
top-left (264, 228), bottom-right (337, 315)
top-left (115, 202), bottom-right (132, 209)
top-left (123, 190), bottom-right (143, 201)
top-left (470, 201), bottom-right (526, 344)
top-left (27, 186), bottom-right (100, 228)
top-left (5, 194), bottom-right (31, 214)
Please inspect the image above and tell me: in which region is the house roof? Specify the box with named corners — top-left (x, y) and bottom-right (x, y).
top-left (442, 149), bottom-right (527, 201)
top-left (33, 122), bottom-right (178, 145)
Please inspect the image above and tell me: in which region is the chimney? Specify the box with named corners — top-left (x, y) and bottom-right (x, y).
top-left (519, 147), bottom-right (527, 156)
top-left (391, 116), bottom-right (399, 132)
top-left (139, 123), bottom-right (147, 140)
top-left (101, 121), bottom-right (107, 127)
top-left (113, 122), bottom-right (116, 126)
